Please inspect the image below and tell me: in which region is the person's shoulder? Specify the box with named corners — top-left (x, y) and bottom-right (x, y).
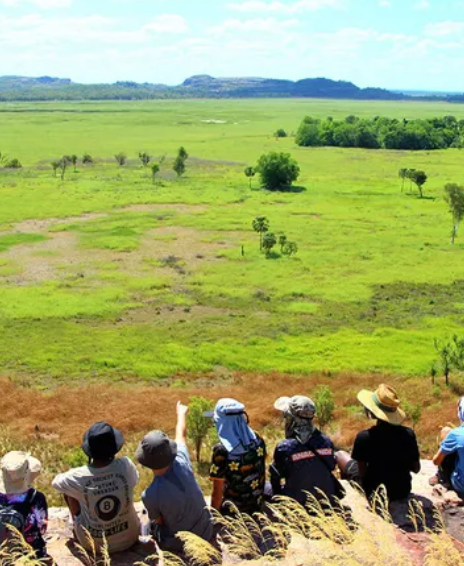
top-left (212, 442), bottom-right (228, 456)
top-left (116, 456), bottom-right (137, 470)
top-left (255, 432), bottom-right (266, 446)
top-left (354, 428), bottom-right (371, 442)
top-left (32, 490), bottom-right (47, 505)
top-left (400, 425), bottom-right (417, 437)
top-left (275, 438), bottom-right (299, 452)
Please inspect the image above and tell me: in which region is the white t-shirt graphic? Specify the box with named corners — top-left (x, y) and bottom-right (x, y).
top-left (52, 457), bottom-right (140, 552)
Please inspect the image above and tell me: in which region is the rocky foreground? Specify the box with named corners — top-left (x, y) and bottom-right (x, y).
top-left (46, 461), bottom-right (464, 566)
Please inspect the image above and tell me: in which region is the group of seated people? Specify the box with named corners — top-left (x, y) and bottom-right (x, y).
top-left (1, 384), bottom-right (464, 561)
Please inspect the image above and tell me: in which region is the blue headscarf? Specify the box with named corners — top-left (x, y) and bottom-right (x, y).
top-left (213, 398), bottom-right (257, 456)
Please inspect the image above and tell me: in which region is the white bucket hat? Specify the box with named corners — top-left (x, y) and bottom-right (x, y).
top-left (0, 451), bottom-right (41, 495)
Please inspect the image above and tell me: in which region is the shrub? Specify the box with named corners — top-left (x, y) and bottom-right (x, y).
top-left (313, 385), bottom-right (335, 431)
top-left (256, 152), bottom-right (300, 191)
top-left (187, 396), bottom-right (214, 462)
top-left (4, 158), bottom-right (22, 169)
top-left (274, 128), bottom-right (287, 138)
top-left (82, 153), bottom-right (93, 164)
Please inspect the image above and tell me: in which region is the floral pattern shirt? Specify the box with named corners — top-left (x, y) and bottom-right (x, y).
top-left (0, 489), bottom-right (48, 556)
top-left (210, 433), bottom-right (266, 514)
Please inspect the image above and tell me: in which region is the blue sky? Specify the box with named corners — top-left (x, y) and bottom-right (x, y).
top-left (1, 0), bottom-right (464, 91)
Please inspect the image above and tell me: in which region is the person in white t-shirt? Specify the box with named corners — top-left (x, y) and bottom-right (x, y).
top-left (52, 422), bottom-right (140, 554)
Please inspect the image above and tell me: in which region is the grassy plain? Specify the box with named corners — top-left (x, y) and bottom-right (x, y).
top-left (2, 98), bottom-right (464, 384)
top-left (3, 97), bottom-right (464, 500)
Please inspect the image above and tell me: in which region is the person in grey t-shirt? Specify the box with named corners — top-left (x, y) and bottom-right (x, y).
top-left (135, 402), bottom-right (214, 552)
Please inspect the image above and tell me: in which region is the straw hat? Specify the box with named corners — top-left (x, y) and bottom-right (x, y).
top-left (0, 451), bottom-right (41, 495)
top-left (357, 384), bottom-right (405, 425)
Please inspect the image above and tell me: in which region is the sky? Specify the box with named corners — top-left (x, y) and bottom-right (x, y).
top-left (1, 0), bottom-right (464, 91)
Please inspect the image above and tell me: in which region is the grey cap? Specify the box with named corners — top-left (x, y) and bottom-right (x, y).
top-left (274, 395), bottom-right (316, 419)
top-left (135, 431), bottom-right (177, 470)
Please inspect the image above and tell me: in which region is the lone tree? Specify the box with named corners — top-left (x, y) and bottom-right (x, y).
top-left (282, 241), bottom-right (298, 256)
top-left (410, 170), bottom-right (427, 198)
top-left (244, 166), bottom-right (256, 188)
top-left (444, 183), bottom-right (464, 244)
top-left (256, 152), bottom-right (300, 191)
top-left (274, 128), bottom-right (287, 139)
top-left (252, 216), bottom-right (270, 251)
top-left (405, 168), bottom-right (416, 192)
top-left (51, 160), bottom-right (60, 177)
top-left (139, 152), bottom-right (152, 167)
top-left (151, 162), bottom-right (160, 185)
top-left (115, 152), bottom-right (127, 166)
top-left (279, 235), bottom-right (288, 252)
top-left (398, 168), bottom-right (408, 192)
top-left (262, 232), bottom-right (277, 256)
top-left (82, 153), bottom-right (93, 164)
top-left (173, 146), bottom-right (189, 178)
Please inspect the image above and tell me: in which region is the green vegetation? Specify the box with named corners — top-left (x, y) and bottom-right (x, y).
top-left (296, 115), bottom-right (464, 150)
top-left (444, 183), bottom-right (464, 244)
top-left (1, 98), bottom-right (464, 384)
top-left (186, 396), bottom-right (215, 462)
top-left (256, 152), bottom-right (300, 191)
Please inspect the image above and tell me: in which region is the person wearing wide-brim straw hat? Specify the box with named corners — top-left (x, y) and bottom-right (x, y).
top-left (337, 384), bottom-right (421, 502)
top-left (0, 451), bottom-right (49, 559)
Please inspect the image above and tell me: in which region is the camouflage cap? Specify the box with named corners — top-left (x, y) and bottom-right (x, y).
top-left (274, 395), bottom-right (316, 419)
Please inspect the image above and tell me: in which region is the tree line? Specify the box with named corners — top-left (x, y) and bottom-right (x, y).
top-left (296, 115), bottom-right (464, 150)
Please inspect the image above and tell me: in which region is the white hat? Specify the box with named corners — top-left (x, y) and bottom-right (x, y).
top-left (0, 451), bottom-right (41, 495)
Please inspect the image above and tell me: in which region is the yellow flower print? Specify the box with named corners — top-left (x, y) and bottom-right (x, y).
top-left (257, 447), bottom-right (264, 457)
top-left (211, 464), bottom-right (219, 474)
top-left (229, 461), bottom-right (240, 471)
top-left (251, 480), bottom-right (260, 490)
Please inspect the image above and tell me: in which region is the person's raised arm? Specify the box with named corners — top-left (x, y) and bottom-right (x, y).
top-left (175, 401), bottom-right (188, 445)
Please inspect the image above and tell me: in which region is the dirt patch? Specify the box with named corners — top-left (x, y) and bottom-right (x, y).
top-left (8, 213), bottom-right (107, 234)
top-left (120, 303), bottom-right (233, 324)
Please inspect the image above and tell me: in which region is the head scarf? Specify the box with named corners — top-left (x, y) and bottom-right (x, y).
top-left (213, 398), bottom-right (257, 456)
top-left (458, 397), bottom-right (464, 424)
top-left (283, 396), bottom-right (317, 444)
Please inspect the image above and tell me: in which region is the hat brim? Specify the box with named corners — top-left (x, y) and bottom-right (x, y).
top-left (0, 455), bottom-right (41, 494)
top-left (358, 390), bottom-right (405, 425)
top-left (82, 427), bottom-right (124, 459)
top-left (135, 440), bottom-right (177, 470)
top-left (274, 397), bottom-right (292, 412)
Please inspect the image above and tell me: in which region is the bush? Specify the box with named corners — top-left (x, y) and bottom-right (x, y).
top-left (187, 396), bottom-right (215, 462)
top-left (4, 158), bottom-right (22, 169)
top-left (313, 385), bottom-right (335, 431)
top-left (256, 152), bottom-right (300, 191)
top-left (274, 128), bottom-right (287, 138)
top-left (82, 153), bottom-right (93, 164)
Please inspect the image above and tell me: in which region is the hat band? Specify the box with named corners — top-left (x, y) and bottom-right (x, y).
top-left (373, 393), bottom-right (397, 413)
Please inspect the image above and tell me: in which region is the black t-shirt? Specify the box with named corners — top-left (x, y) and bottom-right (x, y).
top-left (352, 421), bottom-right (420, 501)
top-left (270, 429), bottom-right (337, 504)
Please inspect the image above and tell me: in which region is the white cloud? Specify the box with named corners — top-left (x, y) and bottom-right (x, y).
top-left (0, 0), bottom-right (71, 7)
top-left (425, 21), bottom-right (464, 37)
top-left (228, 0), bottom-right (343, 14)
top-left (209, 17), bottom-right (299, 36)
top-left (413, 0), bottom-right (430, 9)
top-left (143, 14), bottom-right (189, 34)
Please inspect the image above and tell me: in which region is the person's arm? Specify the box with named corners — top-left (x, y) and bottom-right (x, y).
top-left (175, 401), bottom-right (188, 445)
top-left (409, 430), bottom-right (421, 474)
top-left (270, 443), bottom-right (287, 495)
top-left (211, 479), bottom-right (226, 511)
top-left (433, 449), bottom-right (446, 467)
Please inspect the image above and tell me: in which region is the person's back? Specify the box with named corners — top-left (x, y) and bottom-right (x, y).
top-left (136, 402), bottom-right (213, 552)
top-left (352, 421), bottom-right (419, 500)
top-left (0, 452), bottom-right (48, 559)
top-left (141, 442), bottom-right (213, 546)
top-left (52, 422), bottom-right (139, 553)
top-left (271, 429), bottom-right (336, 504)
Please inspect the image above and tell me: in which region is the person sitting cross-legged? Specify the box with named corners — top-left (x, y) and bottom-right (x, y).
top-left (136, 401), bottom-right (214, 553)
top-left (432, 397), bottom-right (464, 499)
top-left (270, 395), bottom-right (342, 506)
top-left (337, 384), bottom-right (421, 502)
top-left (206, 398), bottom-right (267, 515)
top-left (52, 422), bottom-right (140, 554)
top-left (0, 451), bottom-right (48, 560)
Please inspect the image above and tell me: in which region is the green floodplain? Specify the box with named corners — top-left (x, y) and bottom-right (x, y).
top-left (2, 98), bottom-right (464, 386)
